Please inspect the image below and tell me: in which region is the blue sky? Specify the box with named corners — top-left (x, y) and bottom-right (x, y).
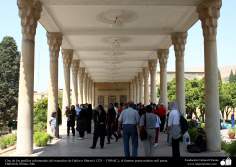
top-left (0, 0), bottom-right (235, 91)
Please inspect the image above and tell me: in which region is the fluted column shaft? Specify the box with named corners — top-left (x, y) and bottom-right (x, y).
top-left (71, 60), bottom-right (79, 105)
top-left (130, 81), bottom-right (133, 101)
top-left (83, 73), bottom-right (88, 103)
top-left (133, 79), bottom-right (137, 103)
top-left (149, 59), bottom-right (157, 103)
top-left (143, 67), bottom-right (149, 105)
top-left (135, 76), bottom-right (139, 103)
top-left (47, 33), bottom-right (62, 138)
top-left (158, 49), bottom-right (169, 109)
top-left (16, 0), bottom-right (42, 155)
top-left (198, 0), bottom-right (221, 151)
top-left (172, 32), bottom-right (187, 116)
top-left (78, 68), bottom-right (85, 104)
top-left (138, 72), bottom-right (144, 104)
top-left (62, 50), bottom-right (73, 110)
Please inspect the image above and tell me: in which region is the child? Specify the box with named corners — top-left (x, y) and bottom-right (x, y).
top-left (49, 112), bottom-right (57, 137)
top-left (154, 114), bottom-right (161, 147)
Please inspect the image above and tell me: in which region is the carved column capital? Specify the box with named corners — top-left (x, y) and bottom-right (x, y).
top-left (62, 49), bottom-right (73, 67)
top-left (171, 32), bottom-right (187, 59)
top-left (158, 49), bottom-right (169, 67)
top-left (17, 0), bottom-right (42, 40)
top-left (148, 59), bottom-right (157, 73)
top-left (47, 32), bottom-right (62, 58)
top-left (71, 60), bottom-right (80, 74)
top-left (197, 0), bottom-right (221, 41)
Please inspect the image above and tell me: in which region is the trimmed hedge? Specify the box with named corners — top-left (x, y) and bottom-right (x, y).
top-left (0, 134), bottom-right (16, 149)
top-left (34, 132), bottom-right (51, 147)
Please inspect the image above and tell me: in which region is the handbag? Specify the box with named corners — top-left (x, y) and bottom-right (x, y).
top-left (140, 113), bottom-right (148, 141)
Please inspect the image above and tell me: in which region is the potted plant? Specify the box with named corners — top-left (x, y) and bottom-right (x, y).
top-left (228, 128), bottom-right (235, 139)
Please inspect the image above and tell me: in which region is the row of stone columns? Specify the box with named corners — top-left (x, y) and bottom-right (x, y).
top-left (16, 0), bottom-right (221, 155)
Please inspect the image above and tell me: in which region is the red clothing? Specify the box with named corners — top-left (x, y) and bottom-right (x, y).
top-left (157, 106), bottom-right (166, 118)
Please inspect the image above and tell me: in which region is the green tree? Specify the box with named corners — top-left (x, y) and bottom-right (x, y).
top-left (0, 36), bottom-right (20, 130)
top-left (229, 70), bottom-right (236, 83)
top-left (34, 98), bottom-right (48, 132)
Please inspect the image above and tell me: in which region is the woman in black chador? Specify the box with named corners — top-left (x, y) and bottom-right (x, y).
top-left (106, 103), bottom-right (118, 144)
top-left (90, 105), bottom-right (107, 149)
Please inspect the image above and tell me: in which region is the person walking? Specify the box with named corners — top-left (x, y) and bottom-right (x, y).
top-left (168, 101), bottom-right (181, 157)
top-left (106, 103), bottom-right (119, 144)
top-left (49, 112), bottom-right (57, 137)
top-left (90, 105), bottom-right (107, 149)
top-left (118, 102), bottom-right (140, 157)
top-left (77, 105), bottom-right (87, 139)
top-left (156, 104), bottom-right (167, 132)
top-left (139, 105), bottom-right (157, 156)
top-left (65, 106), bottom-right (76, 136)
top-left (154, 113), bottom-right (161, 147)
top-left (86, 104), bottom-right (93, 134)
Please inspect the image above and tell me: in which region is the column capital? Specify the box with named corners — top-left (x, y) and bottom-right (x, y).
top-left (47, 32), bottom-right (62, 55)
top-left (62, 49), bottom-right (73, 67)
top-left (158, 49), bottom-right (169, 67)
top-left (171, 32), bottom-right (187, 59)
top-left (197, 0), bottom-right (221, 41)
top-left (17, 0), bottom-right (42, 41)
top-left (148, 59), bottom-right (157, 73)
top-left (71, 60), bottom-right (80, 74)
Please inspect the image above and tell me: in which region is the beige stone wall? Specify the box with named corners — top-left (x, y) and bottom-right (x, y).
top-left (94, 82), bottom-right (130, 109)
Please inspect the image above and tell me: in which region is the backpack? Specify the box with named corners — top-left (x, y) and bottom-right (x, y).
top-left (180, 114), bottom-right (188, 135)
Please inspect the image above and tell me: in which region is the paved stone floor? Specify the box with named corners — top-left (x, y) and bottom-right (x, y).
top-left (1, 125), bottom-right (226, 157)
top-left (30, 126), bottom-right (225, 157)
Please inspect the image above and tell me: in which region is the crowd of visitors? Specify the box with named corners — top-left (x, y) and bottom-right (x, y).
top-left (59, 100), bottom-right (190, 157)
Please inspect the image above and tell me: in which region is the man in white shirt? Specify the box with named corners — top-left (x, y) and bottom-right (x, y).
top-left (168, 101), bottom-right (181, 157)
top-left (118, 102), bottom-right (140, 157)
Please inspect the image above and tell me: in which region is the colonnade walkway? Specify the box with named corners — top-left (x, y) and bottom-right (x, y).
top-left (30, 126), bottom-right (225, 157)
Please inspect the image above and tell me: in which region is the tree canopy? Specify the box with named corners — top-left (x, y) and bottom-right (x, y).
top-left (0, 36), bottom-right (20, 130)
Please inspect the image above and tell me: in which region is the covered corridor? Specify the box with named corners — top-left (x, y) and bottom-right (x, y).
top-left (16, 0), bottom-right (222, 155)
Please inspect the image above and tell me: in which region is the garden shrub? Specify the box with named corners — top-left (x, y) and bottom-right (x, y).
top-left (222, 141), bottom-right (236, 156)
top-left (188, 128), bottom-right (198, 143)
top-left (0, 134), bottom-right (16, 149)
top-left (34, 132), bottom-right (50, 147)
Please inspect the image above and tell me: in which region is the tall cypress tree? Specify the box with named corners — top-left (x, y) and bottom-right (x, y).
top-left (229, 70), bottom-right (234, 82)
top-left (0, 36), bottom-right (20, 130)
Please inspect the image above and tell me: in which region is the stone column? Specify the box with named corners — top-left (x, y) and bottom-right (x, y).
top-left (172, 32), bottom-right (187, 116)
top-left (16, 0), bottom-right (42, 155)
top-left (62, 50), bottom-right (73, 110)
top-left (86, 76), bottom-right (90, 103)
top-left (133, 78), bottom-right (137, 103)
top-left (78, 68), bottom-right (85, 104)
top-left (47, 33), bottom-right (62, 138)
top-left (88, 77), bottom-right (91, 104)
top-left (143, 67), bottom-right (150, 105)
top-left (148, 59), bottom-right (157, 103)
top-left (71, 60), bottom-right (80, 106)
top-left (135, 76), bottom-right (139, 103)
top-left (83, 73), bottom-right (88, 103)
top-left (92, 81), bottom-right (95, 107)
top-left (138, 72), bottom-right (144, 104)
top-left (197, 0), bottom-right (221, 152)
top-left (158, 49), bottom-right (169, 109)
top-left (130, 81), bottom-right (133, 101)
top-left (91, 80), bottom-right (94, 107)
